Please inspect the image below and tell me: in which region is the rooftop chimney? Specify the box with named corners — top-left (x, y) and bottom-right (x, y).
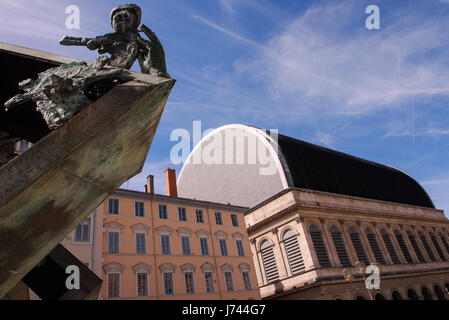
top-left (144, 175), bottom-right (154, 194)
top-left (164, 168), bottom-right (178, 197)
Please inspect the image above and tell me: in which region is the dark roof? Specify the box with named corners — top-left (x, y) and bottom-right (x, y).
top-left (277, 134), bottom-right (434, 208)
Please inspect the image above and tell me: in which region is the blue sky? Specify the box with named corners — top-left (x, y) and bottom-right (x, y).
top-left (1, 0), bottom-right (448, 215)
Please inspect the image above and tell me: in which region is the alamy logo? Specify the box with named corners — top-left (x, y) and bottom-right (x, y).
top-left (365, 263), bottom-right (380, 290)
top-left (170, 122), bottom-right (279, 176)
top-left (365, 5), bottom-right (380, 30)
top-left (65, 265), bottom-right (80, 290)
top-left (65, 5), bottom-right (80, 30)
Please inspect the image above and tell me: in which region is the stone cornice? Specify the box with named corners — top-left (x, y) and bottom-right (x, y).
top-left (247, 200), bottom-right (449, 235)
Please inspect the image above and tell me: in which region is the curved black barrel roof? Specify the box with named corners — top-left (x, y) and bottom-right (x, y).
top-left (277, 134), bottom-right (434, 208)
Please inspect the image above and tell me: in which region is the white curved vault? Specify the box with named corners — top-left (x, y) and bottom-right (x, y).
top-left (177, 124), bottom-right (289, 207)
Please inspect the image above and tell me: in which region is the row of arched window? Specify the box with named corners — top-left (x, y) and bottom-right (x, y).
top-left (257, 224), bottom-right (449, 284)
top-left (308, 223), bottom-right (449, 268)
top-left (259, 228), bottom-right (305, 283)
top-left (349, 283), bottom-right (449, 300)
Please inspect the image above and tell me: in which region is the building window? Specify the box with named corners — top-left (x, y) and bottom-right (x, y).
top-left (137, 273), bottom-right (148, 296)
top-left (242, 271), bottom-right (252, 290)
top-left (219, 238), bottom-right (228, 256)
top-left (215, 212), bottom-right (223, 225)
top-left (260, 239), bottom-right (279, 282)
top-left (184, 272), bottom-right (195, 294)
top-left (330, 226), bottom-right (351, 267)
top-left (283, 229), bottom-right (306, 273)
top-left (108, 232), bottom-right (119, 253)
top-left (394, 229), bottom-right (413, 263)
top-left (108, 198), bottom-right (119, 215)
top-left (196, 209), bottom-right (204, 223)
top-left (75, 219), bottom-right (90, 242)
top-left (348, 226), bottom-right (369, 266)
top-left (381, 229), bottom-right (400, 264)
top-left (429, 232), bottom-right (447, 261)
top-left (107, 273), bottom-right (120, 298)
top-left (181, 236), bottom-right (191, 255)
top-left (407, 230), bottom-right (426, 263)
top-left (134, 201), bottom-right (144, 217)
top-left (439, 232), bottom-right (449, 255)
top-left (163, 272), bottom-right (174, 295)
top-left (136, 233), bottom-right (146, 254)
top-left (161, 234), bottom-right (171, 255)
top-left (309, 225), bottom-right (332, 267)
top-left (236, 239), bottom-right (245, 257)
top-left (419, 231), bottom-right (437, 262)
top-left (204, 272), bottom-right (215, 293)
top-left (158, 205), bottom-right (167, 219)
top-left (178, 207), bottom-right (187, 221)
top-left (200, 237), bottom-right (209, 256)
top-left (365, 228), bottom-right (386, 264)
top-left (231, 214), bottom-right (239, 227)
top-left (224, 272), bottom-right (234, 291)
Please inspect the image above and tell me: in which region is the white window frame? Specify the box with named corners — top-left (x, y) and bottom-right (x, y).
top-left (163, 271), bottom-right (175, 295)
top-left (107, 272), bottom-right (121, 299)
top-left (134, 201), bottom-right (145, 217)
top-left (183, 271), bottom-right (196, 294)
top-left (107, 231), bottom-right (120, 254)
top-left (135, 232), bottom-right (146, 254)
top-left (136, 272), bottom-right (149, 297)
top-left (204, 271), bottom-right (215, 293)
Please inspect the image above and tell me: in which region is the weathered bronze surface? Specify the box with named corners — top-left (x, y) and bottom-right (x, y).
top-left (60, 4), bottom-right (169, 77)
top-left (4, 4), bottom-right (169, 131)
top-left (0, 75), bottom-right (174, 298)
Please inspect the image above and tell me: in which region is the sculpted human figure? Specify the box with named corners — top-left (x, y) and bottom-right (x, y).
top-left (60, 4), bottom-right (170, 78)
top-left (4, 4), bottom-right (170, 133)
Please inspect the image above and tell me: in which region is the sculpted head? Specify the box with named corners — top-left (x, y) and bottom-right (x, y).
top-left (110, 4), bottom-right (141, 33)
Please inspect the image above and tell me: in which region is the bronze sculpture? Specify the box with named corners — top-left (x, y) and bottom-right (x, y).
top-left (4, 4), bottom-right (169, 131)
top-left (60, 4), bottom-right (169, 77)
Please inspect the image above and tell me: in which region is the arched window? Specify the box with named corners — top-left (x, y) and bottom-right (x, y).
top-left (380, 229), bottom-right (400, 264)
top-left (434, 285), bottom-right (446, 301)
top-left (355, 295), bottom-right (366, 300)
top-left (406, 230), bottom-right (426, 263)
top-left (419, 231), bottom-right (436, 262)
top-left (407, 288), bottom-right (419, 300)
top-left (429, 232), bottom-right (447, 261)
top-left (422, 287), bottom-right (433, 300)
top-left (348, 226), bottom-right (369, 265)
top-left (394, 230), bottom-right (413, 263)
top-left (375, 293), bottom-right (386, 300)
top-left (282, 229), bottom-right (305, 275)
top-left (365, 228), bottom-right (385, 264)
top-left (260, 240), bottom-right (279, 283)
top-left (309, 225), bottom-right (332, 267)
top-left (438, 232), bottom-right (449, 255)
top-left (392, 290), bottom-right (403, 300)
top-left (330, 226), bottom-right (351, 267)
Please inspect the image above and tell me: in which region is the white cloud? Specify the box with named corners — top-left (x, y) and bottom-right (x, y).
top-left (192, 14), bottom-right (263, 48)
top-left (239, 1), bottom-right (449, 116)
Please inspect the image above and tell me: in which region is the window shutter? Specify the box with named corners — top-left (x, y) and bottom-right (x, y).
top-left (429, 232), bottom-right (447, 261)
top-left (407, 231), bottom-right (426, 263)
top-left (348, 227), bottom-right (369, 265)
top-left (330, 226), bottom-right (351, 267)
top-left (260, 240), bottom-right (279, 282)
top-left (439, 233), bottom-right (449, 255)
top-left (366, 228), bottom-right (385, 264)
top-left (394, 230), bottom-right (413, 263)
top-left (283, 230), bottom-right (305, 274)
top-left (419, 232), bottom-right (436, 262)
top-left (310, 225), bottom-right (332, 267)
top-left (381, 229), bottom-right (400, 264)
